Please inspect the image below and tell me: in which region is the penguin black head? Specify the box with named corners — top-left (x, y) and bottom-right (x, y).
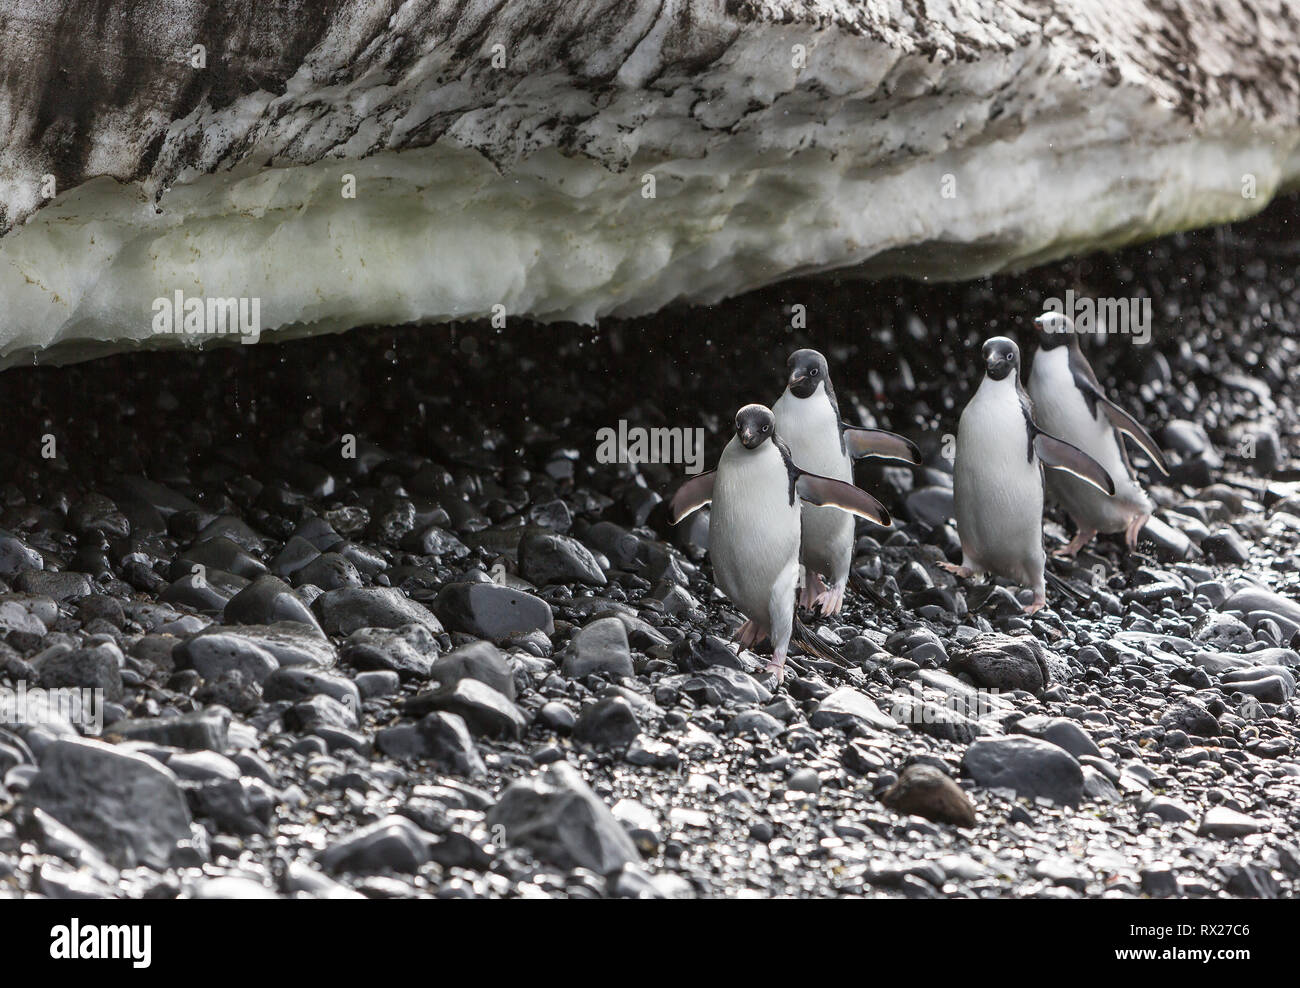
top-left (735, 403), bottom-right (776, 450)
top-left (982, 337), bottom-right (1020, 381)
top-left (786, 348), bottom-right (829, 399)
top-left (1032, 311), bottom-right (1074, 350)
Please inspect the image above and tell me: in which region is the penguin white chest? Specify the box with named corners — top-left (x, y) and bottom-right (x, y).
top-left (954, 379), bottom-right (1044, 582)
top-left (709, 439), bottom-right (801, 619)
top-left (773, 389), bottom-right (854, 580)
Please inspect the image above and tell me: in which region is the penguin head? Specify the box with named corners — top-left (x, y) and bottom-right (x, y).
top-left (981, 337), bottom-right (1021, 382)
top-left (735, 403), bottom-right (776, 450)
top-left (786, 348), bottom-right (828, 399)
top-left (1033, 311), bottom-right (1075, 349)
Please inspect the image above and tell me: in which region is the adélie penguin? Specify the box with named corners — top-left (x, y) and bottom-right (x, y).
top-left (669, 403), bottom-right (892, 680)
top-left (944, 338), bottom-right (1116, 614)
top-left (772, 348), bottom-right (919, 615)
top-left (1027, 311), bottom-right (1169, 556)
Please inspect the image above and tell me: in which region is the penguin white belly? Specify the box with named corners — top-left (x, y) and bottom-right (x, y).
top-left (773, 391), bottom-right (854, 582)
top-left (1029, 356), bottom-right (1151, 533)
top-left (954, 382), bottom-right (1045, 588)
top-left (709, 438), bottom-right (802, 627)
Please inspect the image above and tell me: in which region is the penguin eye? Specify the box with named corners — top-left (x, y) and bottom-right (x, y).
top-left (762, 424), bottom-right (771, 433)
top-left (809, 368), bottom-right (819, 377)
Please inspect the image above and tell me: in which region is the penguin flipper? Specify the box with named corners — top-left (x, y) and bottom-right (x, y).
top-left (841, 425), bottom-right (921, 465)
top-left (1094, 394), bottom-right (1170, 475)
top-left (795, 472), bottom-right (892, 526)
top-left (668, 471), bottom-right (715, 524)
top-left (1033, 434), bottom-right (1116, 496)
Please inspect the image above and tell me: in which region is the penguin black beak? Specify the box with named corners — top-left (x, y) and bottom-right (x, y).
top-left (788, 372), bottom-right (815, 398)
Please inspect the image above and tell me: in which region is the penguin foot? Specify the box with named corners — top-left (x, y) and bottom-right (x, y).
top-left (939, 561), bottom-right (974, 578)
top-left (799, 572), bottom-right (827, 610)
top-left (813, 581), bottom-right (846, 617)
top-left (1023, 593), bottom-right (1047, 615)
top-left (733, 619), bottom-right (766, 650)
top-left (763, 648), bottom-right (788, 683)
top-left (1054, 528), bottom-right (1097, 559)
top-left (1125, 514), bottom-right (1149, 551)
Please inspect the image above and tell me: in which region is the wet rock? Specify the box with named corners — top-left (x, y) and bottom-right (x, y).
top-left (319, 815), bottom-right (435, 874)
top-left (174, 630), bottom-right (280, 684)
top-left (429, 641), bottom-right (516, 700)
top-left (313, 586), bottom-right (443, 637)
top-left (27, 738), bottom-right (194, 869)
top-left (33, 642), bottom-right (124, 702)
top-left (414, 712), bottom-right (487, 777)
top-left (487, 761), bottom-right (639, 874)
top-left (950, 634), bottom-right (1054, 695)
top-left (679, 666), bottom-right (772, 707)
top-left (294, 552), bottom-right (363, 591)
top-left (177, 536), bottom-right (268, 581)
top-left (561, 617), bottom-right (635, 680)
top-left (962, 735), bottom-right (1084, 807)
top-left (15, 570), bottom-right (93, 602)
top-left (285, 695), bottom-right (359, 733)
top-left (225, 575), bottom-right (322, 631)
top-left (341, 624), bottom-right (441, 680)
top-left (190, 777), bottom-right (278, 836)
top-left (1198, 807), bottom-right (1268, 839)
top-left (519, 530), bottom-right (607, 586)
top-left (1016, 715), bottom-right (1101, 759)
top-left (109, 708), bottom-right (231, 751)
top-left (810, 687), bottom-right (901, 733)
top-left (574, 696), bottom-right (641, 750)
top-left (1159, 698), bottom-right (1220, 737)
top-left (405, 679), bottom-right (527, 738)
top-left (263, 667), bottom-right (361, 713)
top-left (881, 764), bottom-right (977, 827)
top-left (433, 582), bottom-right (554, 642)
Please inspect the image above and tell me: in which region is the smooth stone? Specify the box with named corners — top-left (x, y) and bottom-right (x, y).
top-left (27, 738), bottom-right (194, 869)
top-left (518, 530), bottom-right (607, 586)
top-left (341, 624), bottom-right (441, 680)
top-left (225, 574), bottom-right (323, 631)
top-left (962, 735), bottom-right (1084, 807)
top-left (429, 640), bottom-right (516, 700)
top-left (313, 586), bottom-right (444, 637)
top-left (562, 617), bottom-right (635, 680)
top-left (487, 761), bottom-right (638, 875)
top-left (881, 764), bottom-right (977, 827)
top-left (109, 707), bottom-right (231, 751)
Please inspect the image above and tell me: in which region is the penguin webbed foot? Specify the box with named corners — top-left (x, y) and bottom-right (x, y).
top-left (1124, 513), bottom-right (1150, 551)
top-left (1053, 528), bottom-right (1098, 559)
top-left (733, 619), bottom-right (768, 650)
top-left (811, 580), bottom-right (846, 617)
top-left (938, 561), bottom-right (975, 578)
top-left (799, 572), bottom-right (827, 611)
top-left (763, 649), bottom-right (788, 684)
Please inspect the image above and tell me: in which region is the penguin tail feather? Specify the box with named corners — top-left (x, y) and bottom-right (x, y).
top-left (849, 571), bottom-right (894, 611)
top-left (1045, 570), bottom-right (1088, 603)
top-left (791, 617), bottom-right (848, 666)
top-left (847, 572), bottom-right (899, 611)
